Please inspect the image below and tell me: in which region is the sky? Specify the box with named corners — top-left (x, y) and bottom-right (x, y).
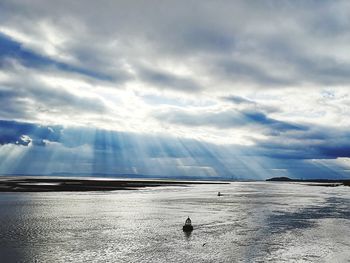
top-left (1, 0), bottom-right (350, 179)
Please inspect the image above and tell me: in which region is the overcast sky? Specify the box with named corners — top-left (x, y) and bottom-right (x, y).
top-left (1, 0), bottom-right (350, 179)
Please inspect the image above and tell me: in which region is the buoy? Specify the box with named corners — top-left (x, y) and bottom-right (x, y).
top-left (182, 217), bottom-right (193, 232)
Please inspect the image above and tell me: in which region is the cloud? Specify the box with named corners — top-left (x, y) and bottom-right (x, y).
top-left (0, 120), bottom-right (62, 146)
top-left (2, 1), bottom-right (350, 94)
top-left (0, 33), bottom-right (117, 81)
top-left (223, 95), bottom-right (255, 105)
top-left (0, 65), bottom-right (110, 123)
top-left (1, 120), bottom-right (350, 179)
top-left (1, 1), bottom-right (350, 178)
top-left (154, 107), bottom-right (305, 133)
top-left (253, 125), bottom-right (350, 160)
top-left (2, 0), bottom-right (350, 91)
top-left (0, 87), bottom-right (32, 119)
top-left (137, 66), bottom-right (202, 92)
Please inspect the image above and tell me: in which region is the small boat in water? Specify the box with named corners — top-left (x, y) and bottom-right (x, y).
top-left (182, 217), bottom-right (193, 232)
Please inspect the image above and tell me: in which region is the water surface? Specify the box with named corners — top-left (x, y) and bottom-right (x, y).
top-left (0, 182), bottom-right (349, 262)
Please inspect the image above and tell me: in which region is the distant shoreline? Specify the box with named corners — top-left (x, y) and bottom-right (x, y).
top-left (266, 177), bottom-right (350, 187)
top-left (0, 176), bottom-right (229, 192)
top-left (1, 176), bottom-right (348, 192)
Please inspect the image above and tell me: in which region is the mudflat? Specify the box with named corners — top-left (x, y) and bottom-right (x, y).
top-left (0, 176), bottom-right (228, 192)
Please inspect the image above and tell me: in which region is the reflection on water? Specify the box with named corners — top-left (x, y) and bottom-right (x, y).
top-left (0, 182), bottom-right (349, 262)
top-left (184, 230), bottom-right (193, 241)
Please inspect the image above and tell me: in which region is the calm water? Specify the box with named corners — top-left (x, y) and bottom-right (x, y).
top-left (0, 182), bottom-right (349, 263)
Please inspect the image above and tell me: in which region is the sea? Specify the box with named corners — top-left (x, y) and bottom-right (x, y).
top-left (0, 182), bottom-right (349, 262)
